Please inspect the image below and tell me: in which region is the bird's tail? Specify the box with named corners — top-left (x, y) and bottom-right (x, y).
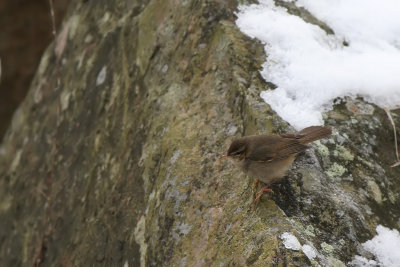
top-left (297, 126), bottom-right (332, 144)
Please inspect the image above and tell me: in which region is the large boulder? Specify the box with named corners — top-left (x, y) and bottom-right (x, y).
top-left (1, 0), bottom-right (399, 266)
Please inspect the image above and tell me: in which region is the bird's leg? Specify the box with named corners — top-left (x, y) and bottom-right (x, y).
top-left (252, 185), bottom-right (273, 210)
top-left (253, 179), bottom-right (259, 198)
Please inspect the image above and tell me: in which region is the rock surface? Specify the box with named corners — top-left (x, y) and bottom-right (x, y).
top-left (0, 0), bottom-right (70, 139)
top-left (0, 0), bottom-right (399, 266)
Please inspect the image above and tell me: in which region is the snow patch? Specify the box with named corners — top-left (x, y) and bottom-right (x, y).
top-left (281, 232), bottom-right (301, 250)
top-left (351, 225), bottom-right (400, 267)
top-left (236, 0), bottom-right (400, 129)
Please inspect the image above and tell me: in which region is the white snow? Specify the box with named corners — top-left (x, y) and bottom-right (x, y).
top-left (236, 0), bottom-right (400, 130)
top-left (363, 225), bottom-right (400, 267)
top-left (280, 233), bottom-right (318, 260)
top-left (351, 225), bottom-right (400, 267)
top-left (350, 255), bottom-right (378, 267)
top-left (280, 232), bottom-right (301, 250)
top-left (302, 244), bottom-right (317, 260)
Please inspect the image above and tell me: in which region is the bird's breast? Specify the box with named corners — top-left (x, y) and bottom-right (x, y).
top-left (239, 156), bottom-right (296, 184)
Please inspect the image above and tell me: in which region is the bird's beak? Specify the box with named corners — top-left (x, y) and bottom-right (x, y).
top-left (217, 155), bottom-right (229, 164)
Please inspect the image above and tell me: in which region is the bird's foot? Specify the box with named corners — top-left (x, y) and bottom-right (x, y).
top-left (252, 185), bottom-right (273, 210)
top-left (253, 179), bottom-right (259, 197)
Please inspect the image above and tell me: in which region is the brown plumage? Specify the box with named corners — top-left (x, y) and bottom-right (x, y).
top-left (226, 126), bottom-right (332, 185)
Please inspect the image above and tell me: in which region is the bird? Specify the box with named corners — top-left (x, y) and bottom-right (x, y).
top-left (222, 126), bottom-right (332, 207)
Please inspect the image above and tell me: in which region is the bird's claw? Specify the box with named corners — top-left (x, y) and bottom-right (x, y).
top-left (252, 185), bottom-right (273, 210)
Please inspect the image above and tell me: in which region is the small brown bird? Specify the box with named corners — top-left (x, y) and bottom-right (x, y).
top-left (223, 126), bottom-right (332, 206)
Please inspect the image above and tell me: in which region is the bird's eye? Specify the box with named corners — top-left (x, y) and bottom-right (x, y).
top-left (228, 145), bottom-right (245, 157)
top-left (231, 150), bottom-right (244, 156)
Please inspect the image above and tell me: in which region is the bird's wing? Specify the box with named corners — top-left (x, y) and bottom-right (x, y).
top-left (246, 147), bottom-right (276, 162)
top-left (280, 133), bottom-right (305, 139)
top-left (274, 139), bottom-right (308, 160)
top-left (246, 138), bottom-right (308, 162)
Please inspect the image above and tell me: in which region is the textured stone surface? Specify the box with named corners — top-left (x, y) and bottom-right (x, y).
top-left (0, 0), bottom-right (399, 266)
top-left (0, 0), bottom-right (70, 139)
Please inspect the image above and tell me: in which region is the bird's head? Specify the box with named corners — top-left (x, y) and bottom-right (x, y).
top-left (225, 138), bottom-right (247, 160)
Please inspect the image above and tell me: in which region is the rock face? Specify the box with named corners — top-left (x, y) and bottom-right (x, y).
top-left (1, 0), bottom-right (399, 266)
top-left (0, 0), bottom-right (70, 139)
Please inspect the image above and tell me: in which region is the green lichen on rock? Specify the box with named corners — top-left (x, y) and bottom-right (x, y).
top-left (333, 145), bottom-right (354, 162)
top-left (305, 225), bottom-right (316, 237)
top-left (326, 162), bottom-right (347, 178)
top-left (326, 256), bottom-right (346, 267)
top-left (357, 156), bottom-right (375, 170)
top-left (314, 140), bottom-right (330, 157)
top-left (321, 242), bottom-right (335, 254)
top-left (367, 180), bottom-right (383, 204)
